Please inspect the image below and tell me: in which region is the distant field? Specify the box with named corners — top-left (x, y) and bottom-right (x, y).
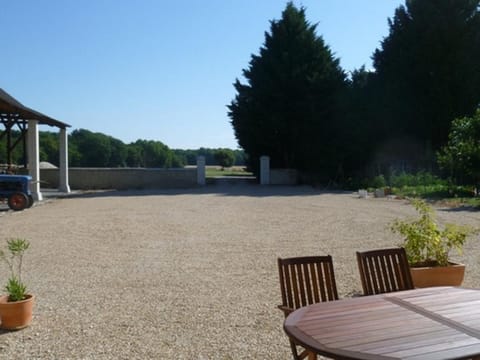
top-left (205, 166), bottom-right (253, 177)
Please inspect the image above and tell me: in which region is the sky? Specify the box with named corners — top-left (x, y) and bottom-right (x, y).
top-left (1, 0), bottom-right (404, 150)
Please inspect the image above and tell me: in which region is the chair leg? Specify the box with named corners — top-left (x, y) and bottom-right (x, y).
top-left (289, 339), bottom-right (317, 360)
top-left (289, 339), bottom-right (301, 360)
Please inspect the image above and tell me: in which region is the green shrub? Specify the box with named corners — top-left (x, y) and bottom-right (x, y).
top-left (391, 199), bottom-right (478, 266)
top-left (370, 174), bottom-right (386, 189)
top-left (390, 171), bottom-right (446, 188)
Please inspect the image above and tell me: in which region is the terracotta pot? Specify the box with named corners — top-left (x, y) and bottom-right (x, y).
top-left (0, 294), bottom-right (35, 330)
top-left (410, 262), bottom-right (465, 288)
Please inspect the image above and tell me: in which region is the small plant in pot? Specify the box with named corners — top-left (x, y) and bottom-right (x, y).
top-left (391, 199), bottom-right (478, 287)
top-left (0, 238), bottom-right (34, 330)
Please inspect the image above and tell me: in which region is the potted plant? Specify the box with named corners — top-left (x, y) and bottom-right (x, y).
top-left (0, 238), bottom-right (34, 330)
top-left (391, 199), bottom-right (478, 287)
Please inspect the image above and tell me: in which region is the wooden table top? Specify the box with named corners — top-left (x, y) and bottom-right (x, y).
top-left (284, 287), bottom-right (480, 360)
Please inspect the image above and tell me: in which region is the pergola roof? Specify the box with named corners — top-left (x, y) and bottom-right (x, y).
top-left (0, 88), bottom-right (70, 128)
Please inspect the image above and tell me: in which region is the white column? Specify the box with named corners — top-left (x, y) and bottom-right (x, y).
top-left (260, 156), bottom-right (270, 185)
top-left (59, 128), bottom-right (71, 193)
top-left (27, 120), bottom-right (43, 201)
top-left (197, 156), bottom-right (206, 186)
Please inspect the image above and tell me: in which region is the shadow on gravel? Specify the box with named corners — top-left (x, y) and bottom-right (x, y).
top-left (42, 184), bottom-right (352, 200)
top-left (440, 205), bottom-right (480, 213)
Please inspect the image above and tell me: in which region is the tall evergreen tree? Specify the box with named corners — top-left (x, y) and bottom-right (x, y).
top-left (228, 2), bottom-right (346, 176)
top-left (339, 67), bottom-right (379, 178)
top-left (372, 0), bottom-right (480, 161)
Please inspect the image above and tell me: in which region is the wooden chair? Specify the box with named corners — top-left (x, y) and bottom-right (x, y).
top-left (278, 256), bottom-right (338, 360)
top-left (356, 247), bottom-right (414, 296)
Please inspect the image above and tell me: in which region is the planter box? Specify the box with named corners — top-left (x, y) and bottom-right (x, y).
top-left (410, 262), bottom-right (465, 288)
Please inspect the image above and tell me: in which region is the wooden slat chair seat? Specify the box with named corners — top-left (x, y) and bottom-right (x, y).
top-left (356, 247), bottom-right (414, 296)
top-left (278, 256), bottom-right (339, 360)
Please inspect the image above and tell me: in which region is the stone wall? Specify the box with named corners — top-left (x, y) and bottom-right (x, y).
top-left (40, 168), bottom-right (197, 190)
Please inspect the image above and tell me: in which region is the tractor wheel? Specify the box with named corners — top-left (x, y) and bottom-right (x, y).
top-left (8, 192), bottom-right (28, 211)
top-left (27, 195), bottom-right (34, 208)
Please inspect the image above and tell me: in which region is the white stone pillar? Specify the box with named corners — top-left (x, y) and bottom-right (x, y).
top-left (27, 120), bottom-right (43, 201)
top-left (260, 156), bottom-right (270, 185)
top-left (197, 156), bottom-right (206, 185)
top-left (59, 128), bottom-right (71, 193)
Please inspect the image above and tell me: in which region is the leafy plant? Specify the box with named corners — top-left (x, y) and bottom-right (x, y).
top-left (5, 277), bottom-right (27, 302)
top-left (437, 110), bottom-right (480, 192)
top-left (391, 200), bottom-right (478, 267)
top-left (0, 238), bottom-right (30, 302)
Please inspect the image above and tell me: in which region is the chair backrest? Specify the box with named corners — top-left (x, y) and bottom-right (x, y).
top-left (278, 256), bottom-right (338, 313)
top-left (356, 247), bottom-right (414, 296)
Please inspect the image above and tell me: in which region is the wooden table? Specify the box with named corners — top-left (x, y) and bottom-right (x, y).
top-left (284, 287), bottom-right (480, 360)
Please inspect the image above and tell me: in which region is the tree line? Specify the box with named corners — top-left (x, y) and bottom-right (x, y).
top-left (228, 1), bottom-right (480, 187)
top-left (0, 128), bottom-right (245, 168)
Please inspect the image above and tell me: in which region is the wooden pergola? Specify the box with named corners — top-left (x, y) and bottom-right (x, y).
top-left (0, 88), bottom-right (71, 200)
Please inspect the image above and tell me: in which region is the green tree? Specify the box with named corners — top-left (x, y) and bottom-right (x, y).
top-left (1, 127), bottom-right (186, 169)
top-left (339, 67), bottom-right (380, 178)
top-left (172, 148), bottom-right (246, 166)
top-left (172, 149), bottom-right (197, 165)
top-left (107, 137), bottom-right (128, 167)
top-left (68, 129), bottom-right (133, 167)
top-left (131, 139), bottom-right (183, 168)
top-left (68, 139), bottom-right (82, 167)
top-left (437, 110), bottom-right (480, 190)
top-left (372, 0), bottom-right (480, 160)
top-left (0, 130), bottom-right (23, 166)
top-left (69, 129), bottom-right (113, 167)
top-left (233, 149), bottom-right (246, 166)
top-left (214, 149), bottom-right (235, 169)
top-left (197, 147), bottom-right (216, 165)
top-left (39, 131), bottom-right (59, 165)
top-left (125, 144), bottom-right (144, 167)
top-left (228, 2), bottom-right (346, 176)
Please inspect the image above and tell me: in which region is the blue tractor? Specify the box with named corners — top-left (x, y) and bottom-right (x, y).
top-left (0, 175), bottom-right (34, 211)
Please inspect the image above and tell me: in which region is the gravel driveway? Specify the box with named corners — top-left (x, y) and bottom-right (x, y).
top-left (0, 184), bottom-right (479, 359)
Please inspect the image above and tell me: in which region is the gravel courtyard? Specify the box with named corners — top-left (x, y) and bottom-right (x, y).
top-left (0, 184), bottom-right (479, 359)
